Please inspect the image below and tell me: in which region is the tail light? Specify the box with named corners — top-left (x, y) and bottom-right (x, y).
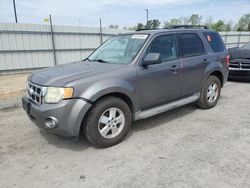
top-left (226, 54), bottom-right (230, 67)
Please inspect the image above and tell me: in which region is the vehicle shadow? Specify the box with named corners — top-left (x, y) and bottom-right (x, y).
top-left (228, 78), bottom-right (250, 83)
top-left (38, 103), bottom-right (197, 150)
top-left (39, 129), bottom-right (91, 151)
top-left (127, 103), bottom-right (197, 138)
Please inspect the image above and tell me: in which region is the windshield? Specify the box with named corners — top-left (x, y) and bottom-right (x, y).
top-left (242, 43), bottom-right (250, 49)
top-left (88, 34), bottom-right (148, 64)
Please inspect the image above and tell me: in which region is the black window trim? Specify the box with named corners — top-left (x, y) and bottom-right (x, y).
top-left (178, 32), bottom-right (205, 58)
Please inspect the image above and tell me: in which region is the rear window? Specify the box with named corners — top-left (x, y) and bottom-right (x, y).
top-left (203, 32), bottom-right (225, 53)
top-left (180, 33), bottom-right (204, 57)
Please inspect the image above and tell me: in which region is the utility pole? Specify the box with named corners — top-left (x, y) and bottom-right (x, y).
top-left (99, 18), bottom-right (103, 44)
top-left (49, 15), bottom-right (57, 65)
top-left (145, 9), bottom-right (149, 25)
top-left (13, 0), bottom-right (18, 23)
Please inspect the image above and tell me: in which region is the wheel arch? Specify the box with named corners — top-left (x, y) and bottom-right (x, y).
top-left (210, 70), bottom-right (224, 87)
top-left (203, 69), bottom-right (224, 89)
top-left (79, 91), bottom-right (137, 136)
top-left (92, 92), bottom-right (135, 113)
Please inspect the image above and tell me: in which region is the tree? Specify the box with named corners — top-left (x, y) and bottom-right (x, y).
top-left (189, 14), bottom-right (202, 25)
top-left (163, 18), bottom-right (181, 28)
top-left (163, 14), bottom-right (202, 28)
top-left (108, 24), bottom-right (119, 29)
top-left (146, 19), bottom-right (161, 29)
top-left (137, 23), bottom-right (144, 30)
top-left (127, 26), bottom-right (138, 30)
top-left (225, 20), bottom-right (233, 31)
top-left (145, 20), bottom-right (152, 29)
top-left (170, 18), bottom-right (182, 25)
top-left (237, 13), bottom-right (250, 31)
top-left (152, 19), bottom-right (161, 29)
top-left (205, 16), bottom-right (213, 28)
top-left (163, 21), bottom-right (171, 28)
top-left (180, 16), bottom-right (190, 24)
top-left (211, 20), bottom-right (226, 31)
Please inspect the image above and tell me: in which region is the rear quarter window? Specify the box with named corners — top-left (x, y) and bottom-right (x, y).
top-left (180, 33), bottom-right (204, 57)
top-left (203, 32), bottom-right (225, 53)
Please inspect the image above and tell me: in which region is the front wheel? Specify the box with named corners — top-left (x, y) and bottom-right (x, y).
top-left (197, 75), bottom-right (221, 109)
top-left (83, 96), bottom-right (132, 148)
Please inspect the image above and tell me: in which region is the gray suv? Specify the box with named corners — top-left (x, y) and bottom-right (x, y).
top-left (22, 26), bottom-right (229, 148)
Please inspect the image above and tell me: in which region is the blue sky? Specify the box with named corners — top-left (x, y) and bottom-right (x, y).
top-left (0, 0), bottom-right (250, 27)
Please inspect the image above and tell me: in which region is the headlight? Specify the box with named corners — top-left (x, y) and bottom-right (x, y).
top-left (44, 87), bottom-right (73, 104)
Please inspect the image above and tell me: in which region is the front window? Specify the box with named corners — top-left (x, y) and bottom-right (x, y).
top-left (147, 34), bottom-right (178, 62)
top-left (88, 34), bottom-right (148, 64)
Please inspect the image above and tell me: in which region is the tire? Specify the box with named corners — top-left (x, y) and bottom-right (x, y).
top-left (197, 75), bottom-right (221, 109)
top-left (83, 96), bottom-right (132, 148)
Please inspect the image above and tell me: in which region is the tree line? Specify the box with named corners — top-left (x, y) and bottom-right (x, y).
top-left (109, 13), bottom-right (250, 31)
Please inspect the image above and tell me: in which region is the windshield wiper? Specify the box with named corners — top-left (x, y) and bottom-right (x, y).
top-left (82, 57), bottom-right (92, 62)
top-left (92, 59), bottom-right (109, 63)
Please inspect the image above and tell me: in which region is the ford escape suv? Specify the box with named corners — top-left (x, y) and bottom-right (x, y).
top-left (22, 25), bottom-right (229, 148)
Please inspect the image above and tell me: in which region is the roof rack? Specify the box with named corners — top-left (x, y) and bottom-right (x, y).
top-left (136, 28), bottom-right (160, 31)
top-left (166, 25), bottom-right (209, 29)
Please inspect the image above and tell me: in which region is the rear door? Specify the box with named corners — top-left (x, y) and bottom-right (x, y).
top-left (179, 33), bottom-right (210, 97)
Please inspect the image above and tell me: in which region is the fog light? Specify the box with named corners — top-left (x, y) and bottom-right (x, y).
top-left (44, 117), bottom-right (59, 129)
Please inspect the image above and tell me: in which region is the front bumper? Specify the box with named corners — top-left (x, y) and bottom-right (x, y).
top-left (229, 69), bottom-right (250, 80)
top-left (22, 96), bottom-right (92, 137)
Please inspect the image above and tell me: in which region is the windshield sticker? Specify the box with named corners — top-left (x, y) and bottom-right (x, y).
top-left (131, 34), bottom-right (148, 39)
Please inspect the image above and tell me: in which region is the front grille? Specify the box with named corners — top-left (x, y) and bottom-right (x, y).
top-left (241, 62), bottom-right (250, 70)
top-left (229, 61), bottom-right (240, 69)
top-left (229, 60), bottom-right (250, 70)
top-left (27, 82), bottom-right (44, 104)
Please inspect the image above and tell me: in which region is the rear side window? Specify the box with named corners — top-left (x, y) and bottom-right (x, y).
top-left (203, 32), bottom-right (225, 53)
top-left (180, 33), bottom-right (204, 57)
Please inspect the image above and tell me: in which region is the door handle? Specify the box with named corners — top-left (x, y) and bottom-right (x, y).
top-left (170, 65), bottom-right (178, 72)
top-left (202, 59), bottom-right (209, 64)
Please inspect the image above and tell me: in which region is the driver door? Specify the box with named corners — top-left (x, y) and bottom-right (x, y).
top-left (137, 34), bottom-right (182, 110)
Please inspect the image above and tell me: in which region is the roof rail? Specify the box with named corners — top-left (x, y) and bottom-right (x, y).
top-left (136, 28), bottom-right (160, 31)
top-left (166, 25), bottom-right (209, 29)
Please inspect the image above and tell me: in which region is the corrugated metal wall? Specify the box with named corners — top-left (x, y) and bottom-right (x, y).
top-left (220, 31), bottom-right (250, 48)
top-left (0, 23), bottom-right (250, 74)
top-left (0, 23), bottom-right (130, 73)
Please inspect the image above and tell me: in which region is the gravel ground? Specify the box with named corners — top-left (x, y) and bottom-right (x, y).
top-left (0, 81), bottom-right (250, 188)
top-left (0, 74), bottom-right (29, 109)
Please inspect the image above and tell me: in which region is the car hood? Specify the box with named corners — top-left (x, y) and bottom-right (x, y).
top-left (29, 61), bottom-right (125, 86)
top-left (229, 48), bottom-right (250, 59)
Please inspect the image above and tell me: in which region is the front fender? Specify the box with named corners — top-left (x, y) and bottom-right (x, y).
top-left (79, 79), bottom-right (139, 111)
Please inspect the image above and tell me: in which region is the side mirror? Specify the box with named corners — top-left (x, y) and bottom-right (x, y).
top-left (142, 53), bottom-right (161, 66)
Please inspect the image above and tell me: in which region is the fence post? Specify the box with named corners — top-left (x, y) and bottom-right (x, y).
top-left (79, 19), bottom-right (82, 60)
top-left (237, 32), bottom-right (241, 47)
top-left (99, 18), bottom-right (103, 45)
top-left (49, 15), bottom-right (57, 65)
top-left (224, 32), bottom-right (228, 47)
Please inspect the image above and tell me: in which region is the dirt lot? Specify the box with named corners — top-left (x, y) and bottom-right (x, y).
top-left (0, 81), bottom-right (250, 188)
top-left (0, 74), bottom-right (29, 109)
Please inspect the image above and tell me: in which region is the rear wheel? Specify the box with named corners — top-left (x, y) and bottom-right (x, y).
top-left (197, 75), bottom-right (221, 109)
top-left (83, 96), bottom-right (131, 148)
